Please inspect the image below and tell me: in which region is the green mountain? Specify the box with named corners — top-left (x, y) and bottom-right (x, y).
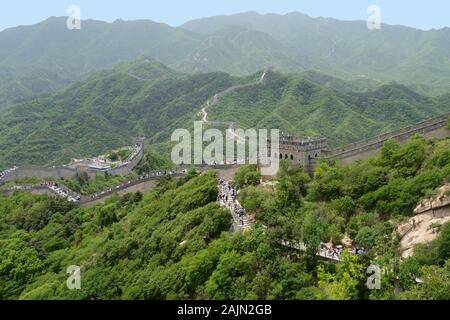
top-left (207, 70), bottom-right (450, 146)
top-left (0, 65), bottom-right (71, 108)
top-left (1, 137), bottom-right (450, 300)
top-left (2, 12), bottom-right (450, 105)
top-left (170, 25), bottom-right (308, 75)
top-left (0, 59), bottom-right (449, 169)
top-left (0, 17), bottom-right (202, 103)
top-left (0, 58), bottom-right (234, 167)
top-left (183, 11), bottom-right (450, 91)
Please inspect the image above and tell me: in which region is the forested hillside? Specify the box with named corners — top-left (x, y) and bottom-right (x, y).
top-left (2, 12), bottom-right (450, 104)
top-left (183, 11), bottom-right (450, 92)
top-left (1, 135), bottom-right (449, 300)
top-left (0, 59), bottom-right (235, 168)
top-left (1, 59), bottom-right (450, 169)
top-left (207, 70), bottom-right (450, 146)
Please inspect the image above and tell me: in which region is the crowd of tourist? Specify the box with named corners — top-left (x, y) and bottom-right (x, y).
top-left (0, 166), bottom-right (18, 181)
top-left (117, 142), bottom-right (143, 167)
top-left (88, 168), bottom-right (189, 200)
top-left (318, 243), bottom-right (365, 261)
top-left (1, 166), bottom-right (191, 203)
top-left (319, 243), bottom-right (344, 260)
top-left (44, 182), bottom-right (81, 202)
top-left (1, 184), bottom-right (35, 192)
top-left (217, 179), bottom-right (251, 230)
top-left (0, 182), bottom-right (81, 202)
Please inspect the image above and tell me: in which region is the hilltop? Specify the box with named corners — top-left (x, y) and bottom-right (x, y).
top-left (207, 70), bottom-right (450, 146)
top-left (2, 12), bottom-right (450, 104)
top-left (0, 59), bottom-right (450, 168)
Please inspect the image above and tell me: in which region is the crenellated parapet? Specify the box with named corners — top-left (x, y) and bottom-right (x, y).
top-left (269, 135), bottom-right (329, 174)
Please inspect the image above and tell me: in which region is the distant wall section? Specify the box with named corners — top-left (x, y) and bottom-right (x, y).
top-left (0, 138), bottom-right (145, 183)
top-left (329, 112), bottom-right (450, 164)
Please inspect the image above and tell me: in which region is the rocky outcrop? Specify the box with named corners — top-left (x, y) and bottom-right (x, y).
top-left (398, 184), bottom-right (450, 258)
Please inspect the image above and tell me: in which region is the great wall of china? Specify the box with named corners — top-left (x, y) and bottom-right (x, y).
top-left (0, 164), bottom-right (242, 205)
top-left (201, 69), bottom-right (450, 167)
top-left (1, 69), bottom-right (450, 208)
top-left (0, 138), bottom-right (145, 183)
top-left (1, 69), bottom-right (450, 262)
top-left (328, 111), bottom-right (450, 164)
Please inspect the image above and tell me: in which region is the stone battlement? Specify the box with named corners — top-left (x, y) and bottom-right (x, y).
top-left (0, 138), bottom-right (145, 184)
top-left (270, 135), bottom-right (328, 174)
top-left (329, 112), bottom-right (450, 162)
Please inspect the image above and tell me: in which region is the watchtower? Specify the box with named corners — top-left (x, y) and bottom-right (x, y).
top-left (270, 135), bottom-right (329, 174)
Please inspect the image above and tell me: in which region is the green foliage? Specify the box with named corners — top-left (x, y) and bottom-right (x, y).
top-left (354, 227), bottom-right (377, 249)
top-left (411, 222), bottom-right (450, 266)
top-left (232, 164), bottom-right (261, 188)
top-left (317, 253), bottom-right (366, 300)
top-left (1, 135), bottom-right (450, 300)
top-left (239, 186), bottom-right (271, 214)
top-left (397, 262), bottom-right (450, 300)
top-left (275, 161), bottom-right (310, 208)
top-left (309, 161), bottom-right (344, 202)
top-left (107, 148), bottom-right (132, 162)
top-left (134, 147), bottom-right (174, 174)
top-left (61, 173), bottom-right (128, 195)
top-left (329, 196), bottom-right (356, 221)
top-left (205, 250), bottom-right (256, 299)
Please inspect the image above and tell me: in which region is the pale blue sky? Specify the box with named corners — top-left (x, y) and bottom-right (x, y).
top-left (0, 0), bottom-right (449, 31)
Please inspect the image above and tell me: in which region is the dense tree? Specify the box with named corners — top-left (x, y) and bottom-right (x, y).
top-left (232, 165), bottom-right (261, 189)
top-left (1, 135), bottom-right (450, 300)
top-left (275, 161), bottom-right (310, 208)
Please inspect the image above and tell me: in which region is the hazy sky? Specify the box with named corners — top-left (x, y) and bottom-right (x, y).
top-left (0, 0), bottom-right (449, 31)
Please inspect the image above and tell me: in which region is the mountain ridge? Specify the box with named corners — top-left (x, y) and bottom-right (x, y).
top-left (1, 59), bottom-right (449, 168)
top-left (2, 12), bottom-right (450, 106)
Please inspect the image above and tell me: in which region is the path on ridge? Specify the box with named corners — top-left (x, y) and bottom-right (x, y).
top-left (215, 177), bottom-right (354, 262)
top-left (200, 68), bottom-right (269, 144)
top-left (125, 72), bottom-right (150, 81)
top-left (217, 179), bottom-right (252, 232)
top-left (0, 165), bottom-right (241, 205)
top-left (2, 165), bottom-right (354, 262)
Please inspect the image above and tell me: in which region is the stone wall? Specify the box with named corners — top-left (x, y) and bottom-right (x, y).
top-left (329, 112), bottom-right (450, 164)
top-left (0, 138), bottom-right (145, 183)
top-left (3, 165), bottom-right (80, 181)
top-left (108, 138), bottom-right (145, 176)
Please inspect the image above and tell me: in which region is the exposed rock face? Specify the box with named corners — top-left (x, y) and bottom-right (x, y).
top-left (414, 184), bottom-right (450, 215)
top-left (398, 184), bottom-right (450, 258)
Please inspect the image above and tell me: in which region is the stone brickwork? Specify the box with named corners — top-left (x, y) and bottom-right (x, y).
top-left (329, 112), bottom-right (450, 164)
top-left (0, 138), bottom-right (145, 183)
top-left (270, 135), bottom-right (329, 173)
top-left (266, 112), bottom-right (450, 172)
